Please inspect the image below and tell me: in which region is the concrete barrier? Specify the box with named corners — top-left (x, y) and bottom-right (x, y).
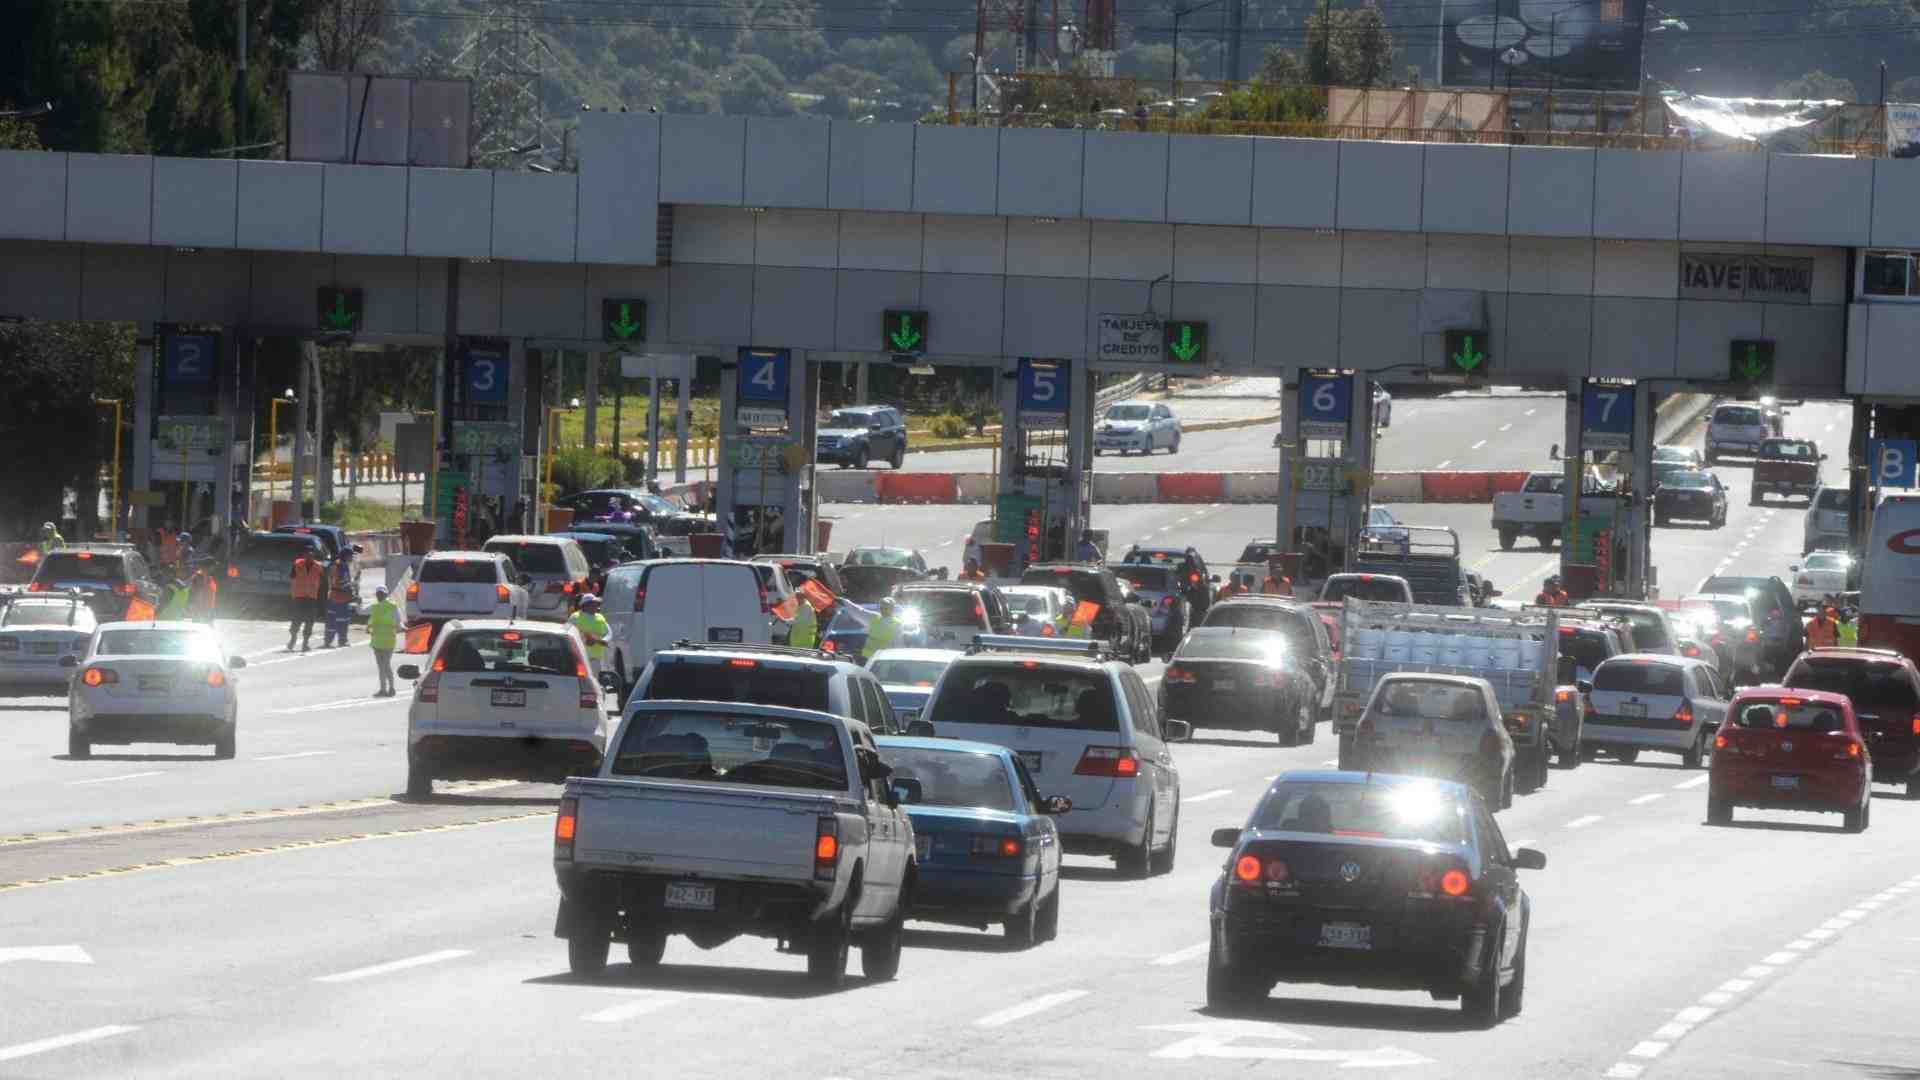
top-left (954, 473), bottom-right (996, 504)
top-left (876, 472), bottom-right (957, 504)
top-left (1490, 471), bottom-right (1530, 495)
top-left (1223, 472), bottom-right (1280, 503)
top-left (1421, 472), bottom-right (1495, 502)
top-left (1094, 473), bottom-right (1160, 503)
top-left (1373, 472), bottom-right (1423, 502)
top-left (1158, 473), bottom-right (1226, 502)
top-left (816, 471), bottom-right (878, 503)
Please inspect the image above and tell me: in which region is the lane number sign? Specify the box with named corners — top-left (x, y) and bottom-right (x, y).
top-left (1297, 371), bottom-right (1352, 439)
top-left (463, 343), bottom-right (508, 404)
top-left (1869, 438), bottom-right (1918, 489)
top-left (161, 333), bottom-right (218, 385)
top-left (1017, 359), bottom-right (1067, 427)
top-left (1580, 380), bottom-right (1634, 452)
top-left (737, 349), bottom-right (791, 425)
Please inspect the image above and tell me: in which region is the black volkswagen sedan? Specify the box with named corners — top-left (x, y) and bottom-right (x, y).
top-left (1162, 626), bottom-right (1316, 745)
top-left (1653, 469), bottom-right (1727, 528)
top-left (1206, 771), bottom-right (1544, 1027)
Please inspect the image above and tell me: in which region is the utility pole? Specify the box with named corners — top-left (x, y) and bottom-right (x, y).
top-left (236, 0), bottom-right (247, 155)
top-left (1226, 0), bottom-right (1245, 83)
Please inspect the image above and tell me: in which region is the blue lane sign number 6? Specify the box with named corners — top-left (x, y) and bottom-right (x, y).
top-left (1870, 438), bottom-right (1918, 488)
top-left (1580, 380), bottom-right (1634, 452)
top-left (1297, 371), bottom-right (1352, 438)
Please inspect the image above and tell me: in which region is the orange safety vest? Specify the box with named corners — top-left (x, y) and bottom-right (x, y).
top-left (1536, 591), bottom-right (1559, 608)
top-left (1806, 616), bottom-right (1837, 649)
top-left (290, 558), bottom-right (325, 601)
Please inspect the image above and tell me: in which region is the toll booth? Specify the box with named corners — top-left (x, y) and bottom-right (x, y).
top-left (997, 358), bottom-right (1091, 569)
top-left (715, 347), bottom-right (817, 556)
top-left (1277, 370), bottom-right (1375, 583)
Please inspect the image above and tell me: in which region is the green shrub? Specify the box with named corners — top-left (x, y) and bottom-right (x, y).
top-left (551, 447), bottom-right (623, 494)
top-left (927, 413), bottom-right (970, 439)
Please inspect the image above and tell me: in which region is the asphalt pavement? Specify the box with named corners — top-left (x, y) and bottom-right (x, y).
top-left (2, 396), bottom-right (1901, 1080)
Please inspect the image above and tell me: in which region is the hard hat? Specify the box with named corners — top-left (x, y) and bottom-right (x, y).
top-left (579, 593), bottom-right (601, 607)
top-left (375, 585), bottom-right (390, 597)
top-left (41, 522), bottom-right (54, 531)
top-left (177, 532), bottom-right (192, 542)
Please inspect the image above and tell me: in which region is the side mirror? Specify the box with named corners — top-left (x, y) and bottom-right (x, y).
top-left (59, 654), bottom-right (79, 669)
top-left (1548, 443), bottom-right (1561, 461)
top-left (597, 670), bottom-right (620, 693)
top-left (1789, 564), bottom-right (1799, 573)
top-left (1042, 794), bottom-right (1073, 814)
top-left (1163, 718), bottom-right (1192, 742)
top-left (1513, 847), bottom-right (1547, 871)
top-left (1210, 827), bottom-right (1242, 849)
top-left (860, 754), bottom-right (893, 783)
top-left (1576, 679), bottom-right (1593, 695)
top-left (229, 656), bottom-right (247, 670)
top-left (891, 778), bottom-right (924, 805)
top-left (1487, 588), bottom-right (1504, 599)
top-left (518, 574), bottom-right (533, 587)
top-left (397, 664), bottom-right (421, 680)
top-left (1208, 574), bottom-right (1220, 583)
top-left (905, 719), bottom-right (937, 737)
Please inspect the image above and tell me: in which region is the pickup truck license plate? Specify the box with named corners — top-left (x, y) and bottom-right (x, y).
top-left (915, 835), bottom-right (931, 860)
top-left (1017, 751), bottom-right (1042, 773)
top-left (1319, 922), bottom-right (1372, 950)
top-left (1212, 679), bottom-right (1236, 691)
top-left (1771, 774), bottom-right (1800, 790)
top-left (491, 689), bottom-right (526, 707)
top-left (709, 627), bottom-right (743, 643)
top-left (139, 675), bottom-right (171, 692)
top-left (664, 882), bottom-right (716, 910)
top-left (1619, 702), bottom-right (1647, 719)
top-left (29, 642), bottom-right (59, 655)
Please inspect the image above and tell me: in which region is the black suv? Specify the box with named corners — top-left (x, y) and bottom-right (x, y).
top-left (1121, 544), bottom-right (1216, 623)
top-left (816, 406), bottom-right (909, 470)
top-left (28, 545), bottom-right (160, 619)
top-left (1017, 563), bottom-right (1146, 659)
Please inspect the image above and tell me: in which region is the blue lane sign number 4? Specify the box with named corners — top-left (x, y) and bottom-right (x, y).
top-left (1870, 438), bottom-right (1918, 488)
top-left (1580, 381), bottom-right (1635, 452)
top-left (738, 348), bottom-right (790, 404)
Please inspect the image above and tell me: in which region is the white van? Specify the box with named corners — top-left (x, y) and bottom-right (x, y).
top-left (601, 559), bottom-right (771, 694)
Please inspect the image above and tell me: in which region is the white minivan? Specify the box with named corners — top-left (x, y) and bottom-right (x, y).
top-left (601, 559), bottom-right (771, 695)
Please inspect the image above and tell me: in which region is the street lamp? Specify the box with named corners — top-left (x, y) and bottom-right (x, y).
top-left (94, 398), bottom-right (122, 541)
top-left (1171, 0), bottom-right (1225, 102)
top-left (542, 397), bottom-right (582, 531)
top-left (268, 388), bottom-right (295, 527)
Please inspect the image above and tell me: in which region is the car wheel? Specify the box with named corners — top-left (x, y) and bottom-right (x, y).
top-left (67, 729), bottom-right (90, 760)
top-left (1516, 749), bottom-right (1545, 794)
top-left (1682, 732), bottom-right (1706, 770)
top-left (406, 756), bottom-right (433, 800)
top-left (1005, 895), bottom-right (1040, 948)
top-left (1500, 923), bottom-right (1528, 1019)
top-left (626, 930), bottom-right (667, 969)
top-left (1092, 447), bottom-right (1103, 457)
top-left (1906, 774), bottom-right (1920, 800)
top-left (1497, 528), bottom-right (1516, 551)
top-left (1301, 702), bottom-right (1318, 745)
top-left (1556, 736), bottom-right (1581, 769)
top-left (1707, 796), bottom-right (1732, 825)
top-left (1337, 733), bottom-right (1356, 771)
top-left (1705, 449), bottom-right (1718, 465)
top-left (1119, 806), bottom-right (1154, 879)
top-left (1749, 492), bottom-right (1762, 507)
top-left (1844, 799), bottom-right (1868, 834)
top-left (862, 909), bottom-right (905, 979)
top-left (807, 896), bottom-right (854, 988)
top-left (854, 447), bottom-right (870, 470)
top-left (1500, 767), bottom-right (1514, 810)
top-left (1150, 806), bottom-right (1179, 876)
top-left (213, 727), bottom-right (236, 760)
top-left (889, 444), bottom-right (904, 469)
top-left (568, 906), bottom-right (612, 977)
top-left (1461, 924), bottom-right (1504, 1028)
top-left (1168, 433), bottom-right (1181, 455)
top-left (1654, 512), bottom-right (1669, 528)
top-left (1205, 932), bottom-right (1266, 1013)
top-left (1035, 885), bottom-right (1061, 942)
top-left (1615, 747), bottom-right (1640, 765)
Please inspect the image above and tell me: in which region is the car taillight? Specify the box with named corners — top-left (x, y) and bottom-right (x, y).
top-left (1554, 688), bottom-right (1571, 704)
top-left (1234, 854), bottom-right (1263, 882)
top-left (545, 581), bottom-right (567, 593)
top-left (633, 589), bottom-right (646, 612)
top-left (419, 672), bottom-right (441, 704)
top-left (554, 796), bottom-right (577, 861)
top-left (406, 583), bottom-right (420, 600)
top-left (1040, 622), bottom-right (1056, 636)
top-left (81, 667), bottom-right (116, 687)
top-left (16, 550), bottom-right (38, 565)
top-left (1845, 740), bottom-right (1863, 759)
top-left (814, 818), bottom-right (840, 880)
top-left (1159, 596), bottom-right (1176, 610)
top-left (1746, 628), bottom-right (1759, 643)
top-left (226, 565), bottom-right (239, 579)
top-left (206, 669), bottom-right (226, 688)
top-left (1075, 746), bottom-right (1139, 777)
top-left (972, 836), bottom-right (1022, 857)
top-left (1164, 666), bottom-right (1195, 685)
top-left (496, 585), bottom-right (511, 602)
top-left (1583, 694), bottom-right (1596, 718)
top-left (1714, 732), bottom-right (1728, 750)
top-left (1675, 701), bottom-right (1694, 726)
top-left (1440, 869), bottom-right (1471, 897)
top-left (115, 582), bottom-right (136, 596)
top-left (26, 582), bottom-right (46, 592)
top-left (1413, 864), bottom-right (1473, 899)
top-left (820, 639), bottom-right (836, 653)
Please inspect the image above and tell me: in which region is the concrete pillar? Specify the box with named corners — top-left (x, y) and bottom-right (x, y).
top-left (1277, 370), bottom-right (1297, 554)
top-left (583, 352), bottom-right (600, 451)
top-left (1066, 360), bottom-right (1092, 548)
top-left (131, 326), bottom-right (155, 530)
top-left (1560, 375), bottom-right (1583, 586)
top-left (854, 360), bottom-right (869, 405)
top-left (291, 343), bottom-right (311, 517)
top-left (647, 371), bottom-right (663, 483)
top-left (508, 338), bottom-right (528, 531)
top-left (1344, 374), bottom-right (1373, 567)
top-left (1628, 379), bottom-right (1654, 598)
top-left (716, 358), bottom-right (740, 540)
top-left (675, 364), bottom-right (691, 485)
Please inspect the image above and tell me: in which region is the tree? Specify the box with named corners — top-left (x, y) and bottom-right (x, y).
top-left (1260, 47), bottom-right (1311, 87)
top-left (717, 55), bottom-right (794, 116)
top-left (310, 0), bottom-right (387, 72)
top-left (1306, 2), bottom-right (1395, 88)
top-left (1891, 75), bottom-right (1920, 102)
top-left (1773, 71), bottom-right (1859, 102)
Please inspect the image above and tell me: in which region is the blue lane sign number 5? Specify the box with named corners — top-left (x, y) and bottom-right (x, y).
top-left (1870, 438), bottom-right (1918, 488)
top-left (1017, 359), bottom-right (1067, 426)
top-left (1297, 371), bottom-right (1352, 438)
top-left (738, 348), bottom-right (790, 404)
top-left (1580, 381), bottom-right (1634, 452)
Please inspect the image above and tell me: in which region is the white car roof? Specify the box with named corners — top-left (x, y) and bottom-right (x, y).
top-left (424, 550), bottom-right (506, 561)
top-left (870, 648), bottom-right (962, 664)
top-left (485, 535), bottom-right (574, 546)
top-left (439, 619), bottom-right (577, 635)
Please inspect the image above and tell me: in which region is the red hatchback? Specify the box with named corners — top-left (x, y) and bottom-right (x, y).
top-left (1708, 688), bottom-right (1871, 832)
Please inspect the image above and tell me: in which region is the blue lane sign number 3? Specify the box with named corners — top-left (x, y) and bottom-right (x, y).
top-left (738, 349), bottom-right (790, 403)
top-left (1870, 438), bottom-right (1918, 488)
top-left (1580, 381), bottom-right (1634, 452)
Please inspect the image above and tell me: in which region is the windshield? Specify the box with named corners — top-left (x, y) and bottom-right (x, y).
top-left (925, 665), bottom-right (1117, 731)
top-left (420, 559), bottom-right (500, 584)
top-left (1372, 680), bottom-right (1486, 722)
top-left (435, 629), bottom-right (579, 675)
top-left (1252, 781), bottom-right (1467, 844)
top-left (96, 628), bottom-right (218, 658)
top-left (1238, 542), bottom-right (1282, 563)
top-left (1804, 552), bottom-right (1850, 571)
top-left (1322, 577), bottom-right (1407, 603)
top-left (1176, 628), bottom-right (1289, 662)
top-left (2, 602), bottom-right (90, 627)
top-left (1666, 472), bottom-right (1713, 490)
top-left (1112, 566), bottom-right (1175, 591)
top-left (643, 659), bottom-right (830, 711)
top-left (1587, 607), bottom-right (1670, 650)
top-left (1763, 441), bottom-right (1816, 460)
top-left (1524, 475), bottom-right (1565, 494)
top-left (1653, 447), bottom-right (1692, 463)
top-left (1105, 405), bottom-right (1150, 421)
top-left (1687, 596), bottom-right (1752, 623)
top-left (1734, 700), bottom-right (1846, 732)
top-left (848, 548), bottom-right (915, 568)
top-left (240, 535), bottom-right (323, 561)
top-left (36, 554), bottom-right (123, 582)
top-left (899, 591), bottom-right (983, 626)
top-left (1787, 660), bottom-right (1919, 710)
top-left (1002, 590), bottom-right (1056, 616)
top-left (883, 746), bottom-right (1016, 811)
top-left (869, 657), bottom-right (953, 687)
top-left (1716, 406), bottom-right (1763, 426)
top-left (610, 709), bottom-right (847, 791)
top-left (827, 411), bottom-right (876, 428)
top-left (1558, 630), bottom-right (1611, 674)
top-left (1124, 550), bottom-right (1189, 568)
top-left (1815, 488), bottom-right (1849, 511)
top-left (485, 541), bottom-right (569, 575)
top-left (1594, 660), bottom-right (1685, 696)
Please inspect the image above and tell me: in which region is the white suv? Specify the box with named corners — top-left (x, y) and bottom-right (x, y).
top-left (398, 619), bottom-right (615, 797)
top-left (406, 551), bottom-right (530, 624)
top-left (913, 636), bottom-right (1187, 878)
top-left (1704, 402), bottom-right (1771, 464)
top-left (482, 536), bottom-right (591, 622)
top-left (1803, 484), bottom-right (1852, 555)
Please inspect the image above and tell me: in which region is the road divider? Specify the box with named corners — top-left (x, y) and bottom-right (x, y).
top-left (1093, 473), bottom-right (1159, 503)
top-left (816, 469), bottom-right (1601, 506)
top-left (815, 471), bottom-right (878, 503)
top-left (875, 472), bottom-right (957, 504)
top-left (1157, 474), bottom-right (1227, 503)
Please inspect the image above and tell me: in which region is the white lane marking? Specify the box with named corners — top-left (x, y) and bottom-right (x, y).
top-left (1674, 1006), bottom-right (1715, 1025)
top-left (1182, 789), bottom-right (1233, 804)
top-left (1628, 1041), bottom-right (1668, 1059)
top-left (1499, 423), bottom-right (1513, 432)
top-left (1525, 408), bottom-right (1538, 416)
top-left (1320, 758), bottom-right (1338, 767)
top-left (65, 771), bottom-right (164, 786)
top-left (1149, 942), bottom-right (1211, 966)
top-left (314, 949), bottom-right (472, 984)
top-left (271, 695), bottom-right (406, 715)
top-left (974, 989), bottom-right (1088, 1028)
top-left (585, 995), bottom-right (690, 1023)
top-left (1604, 1065), bottom-right (1645, 1079)
top-left (1785, 938), bottom-right (1816, 950)
top-left (1674, 775), bottom-right (1709, 789)
top-left (1435, 459), bottom-right (1452, 469)
top-left (254, 750), bottom-right (339, 762)
top-left (1471, 439), bottom-right (1488, 450)
top-left (1718, 978), bottom-right (1754, 994)
top-left (1762, 951), bottom-right (1798, 965)
top-left (1629, 793), bottom-right (1665, 806)
top-left (0, 1025), bottom-right (140, 1064)
top-left (1565, 814), bottom-right (1604, 829)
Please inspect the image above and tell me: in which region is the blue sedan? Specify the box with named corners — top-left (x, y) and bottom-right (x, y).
top-left (875, 736), bottom-right (1069, 947)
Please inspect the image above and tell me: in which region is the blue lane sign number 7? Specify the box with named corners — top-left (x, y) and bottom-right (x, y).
top-left (1297, 371), bottom-right (1352, 438)
top-left (1580, 381), bottom-right (1634, 452)
top-left (1869, 438), bottom-right (1918, 488)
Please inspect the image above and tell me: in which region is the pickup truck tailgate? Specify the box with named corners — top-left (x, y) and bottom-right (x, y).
top-left (567, 777), bottom-right (848, 883)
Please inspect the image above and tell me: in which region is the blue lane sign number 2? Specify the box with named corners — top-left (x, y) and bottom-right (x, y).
top-left (1580, 381), bottom-right (1634, 452)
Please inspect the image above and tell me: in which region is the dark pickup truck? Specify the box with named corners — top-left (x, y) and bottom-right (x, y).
top-left (1347, 525), bottom-right (1470, 607)
top-left (1751, 437), bottom-right (1823, 506)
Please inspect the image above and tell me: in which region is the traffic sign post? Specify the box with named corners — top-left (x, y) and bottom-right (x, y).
top-left (736, 348), bottom-right (791, 428)
top-left (1728, 339), bottom-right (1775, 386)
top-left (1164, 321), bottom-right (1208, 364)
top-left (460, 340), bottom-right (509, 404)
top-left (1444, 329), bottom-right (1489, 376)
top-left (1297, 371), bottom-right (1353, 440)
top-left (1869, 438), bottom-right (1918, 489)
top-left (316, 287), bottom-right (363, 334)
top-left (882, 310), bottom-right (928, 357)
top-left (601, 299), bottom-right (646, 345)
top-left (1017, 359), bottom-right (1067, 427)
top-left (1579, 379), bottom-right (1635, 452)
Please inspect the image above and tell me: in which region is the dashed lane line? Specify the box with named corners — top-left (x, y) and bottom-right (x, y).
top-left (314, 949), bottom-right (472, 984)
top-left (1149, 943), bottom-right (1210, 967)
top-left (1471, 439), bottom-right (1488, 450)
top-left (1629, 793), bottom-right (1665, 806)
top-left (253, 750), bottom-right (339, 762)
top-left (1565, 814), bottom-right (1604, 830)
top-left (65, 771), bottom-right (163, 786)
top-left (0, 1025), bottom-right (141, 1065)
top-left (974, 990), bottom-right (1089, 1028)
top-left (1673, 776), bottom-right (1709, 790)
top-left (1182, 789), bottom-right (1233, 804)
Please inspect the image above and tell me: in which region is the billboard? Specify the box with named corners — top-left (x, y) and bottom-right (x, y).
top-left (1440, 0), bottom-right (1649, 92)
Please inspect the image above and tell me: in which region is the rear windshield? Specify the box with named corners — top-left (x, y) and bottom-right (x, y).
top-left (1252, 781), bottom-right (1467, 844)
top-left (1716, 406), bottom-right (1763, 425)
top-left (96, 628), bottom-right (217, 659)
top-left (420, 559), bottom-right (500, 584)
top-left (239, 535), bottom-right (323, 561)
top-left (1786, 660), bottom-right (1919, 710)
top-left (1558, 630), bottom-right (1611, 673)
top-left (436, 629), bottom-right (578, 675)
top-left (1686, 597), bottom-right (1750, 623)
top-left (1815, 488), bottom-right (1850, 511)
top-left (37, 553), bottom-right (124, 581)
top-left (1804, 552), bottom-right (1850, 572)
top-left (1594, 660), bottom-right (1686, 696)
top-left (1590, 608), bottom-right (1670, 651)
top-left (1762, 441), bottom-right (1816, 460)
top-left (926, 665), bottom-right (1117, 731)
top-left (1653, 447), bottom-right (1692, 463)
top-left (1002, 591), bottom-right (1055, 616)
top-left (1665, 472), bottom-right (1713, 489)
top-left (847, 548), bottom-right (915, 568)
top-left (1019, 568), bottom-right (1106, 604)
top-left (1733, 701), bottom-right (1846, 732)
top-left (869, 658), bottom-right (952, 687)
top-left (1238, 542), bottom-right (1283, 564)
top-left (1105, 405), bottom-right (1151, 421)
top-left (1112, 566), bottom-right (1176, 591)
top-left (899, 591), bottom-right (982, 626)
top-left (2, 602), bottom-right (90, 627)
top-left (275, 527), bottom-right (339, 555)
top-left (644, 658), bottom-right (831, 713)
top-left (1124, 550), bottom-right (1191, 570)
top-left (882, 746), bottom-right (1015, 811)
top-left (1322, 577), bottom-right (1407, 603)
top-left (1372, 680), bottom-right (1486, 722)
top-left (485, 541), bottom-right (569, 575)
top-left (610, 709), bottom-right (847, 791)
top-left (1523, 475), bottom-right (1565, 494)
top-left (558, 536), bottom-right (617, 564)
top-left (1177, 628), bottom-right (1289, 661)
top-left (1202, 608), bottom-right (1318, 657)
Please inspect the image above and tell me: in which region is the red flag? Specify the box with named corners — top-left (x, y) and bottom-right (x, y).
top-left (796, 579), bottom-right (836, 613)
top-left (772, 595), bottom-right (800, 621)
top-left (125, 597), bottom-right (157, 622)
top-left (403, 622), bottom-right (434, 654)
top-left (1069, 600), bottom-right (1099, 629)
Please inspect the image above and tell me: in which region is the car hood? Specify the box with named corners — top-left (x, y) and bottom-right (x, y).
top-left (818, 427), bottom-right (868, 439)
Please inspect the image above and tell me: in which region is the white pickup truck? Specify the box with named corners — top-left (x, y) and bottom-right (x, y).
top-left (552, 700), bottom-right (915, 988)
top-left (1491, 470), bottom-right (1617, 551)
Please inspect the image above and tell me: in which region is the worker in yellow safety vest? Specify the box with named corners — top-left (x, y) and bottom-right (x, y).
top-left (1836, 606), bottom-right (1859, 647)
top-left (571, 594), bottom-right (612, 675)
top-left (38, 522), bottom-right (64, 555)
top-left (788, 594), bottom-right (819, 649)
top-left (158, 576), bottom-right (193, 620)
top-left (1065, 599), bottom-right (1098, 638)
top-left (367, 585), bottom-right (401, 697)
top-left (861, 599), bottom-right (903, 662)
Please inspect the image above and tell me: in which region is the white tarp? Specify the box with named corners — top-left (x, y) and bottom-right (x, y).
top-left (1888, 103), bottom-right (1920, 158)
top-left (1661, 93), bottom-right (1843, 153)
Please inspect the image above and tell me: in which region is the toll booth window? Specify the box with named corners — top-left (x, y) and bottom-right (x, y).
top-left (1864, 252), bottom-right (1913, 297)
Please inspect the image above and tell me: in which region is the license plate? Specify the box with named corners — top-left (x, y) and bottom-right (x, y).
top-left (258, 568), bottom-right (278, 581)
top-left (1318, 922), bottom-right (1372, 950)
top-left (29, 642), bottom-right (58, 655)
top-left (1018, 750), bottom-right (1042, 772)
top-left (915, 835), bottom-right (931, 860)
top-left (709, 627), bottom-right (743, 643)
top-left (1771, 774), bottom-right (1800, 790)
top-left (1619, 702), bottom-right (1647, 719)
top-left (491, 689), bottom-right (526, 707)
top-left (1213, 679), bottom-right (1236, 691)
top-left (139, 675), bottom-right (170, 692)
top-left (664, 882), bottom-right (716, 910)
top-left (446, 590), bottom-right (466, 606)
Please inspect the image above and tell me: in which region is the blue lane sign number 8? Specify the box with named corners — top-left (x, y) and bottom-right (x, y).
top-left (1870, 438), bottom-right (1918, 488)
top-left (738, 348), bottom-right (790, 404)
top-left (1297, 372), bottom-right (1352, 438)
top-left (1580, 380), bottom-right (1634, 452)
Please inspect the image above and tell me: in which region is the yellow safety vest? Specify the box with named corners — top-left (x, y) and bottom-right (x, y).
top-left (1837, 620), bottom-right (1859, 647)
top-left (788, 601), bottom-right (818, 649)
top-left (571, 611), bottom-right (612, 659)
top-left (158, 584), bottom-right (192, 620)
top-left (862, 615), bottom-right (902, 660)
top-left (38, 532), bottom-right (64, 555)
top-left (366, 600), bottom-right (401, 651)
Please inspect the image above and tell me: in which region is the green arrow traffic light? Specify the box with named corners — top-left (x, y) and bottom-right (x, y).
top-left (889, 313), bottom-right (922, 352)
top-left (1164, 321), bottom-right (1207, 363)
top-left (1444, 329), bottom-right (1488, 375)
top-left (1728, 339), bottom-right (1774, 383)
top-left (609, 303), bottom-right (642, 340)
top-left (882, 310), bottom-right (928, 356)
top-left (1451, 334), bottom-right (1484, 372)
top-left (317, 287), bottom-right (363, 333)
top-left (601, 299), bottom-right (646, 345)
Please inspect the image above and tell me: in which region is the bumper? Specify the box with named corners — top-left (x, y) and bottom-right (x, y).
top-left (815, 444), bottom-right (867, 464)
top-left (525, 596), bottom-right (571, 622)
top-left (1658, 499), bottom-right (1718, 519)
top-left (0, 661), bottom-right (75, 690)
top-left (556, 867), bottom-right (831, 943)
top-left (1164, 686), bottom-right (1291, 728)
top-left (911, 867), bottom-right (1039, 921)
top-left (1352, 748), bottom-right (1500, 790)
top-left (73, 713), bottom-right (231, 744)
top-left (1056, 799), bottom-right (1149, 856)
top-left (1215, 902), bottom-right (1481, 993)
top-left (1584, 719), bottom-right (1696, 752)
top-left (1712, 767), bottom-right (1866, 812)
top-left (1707, 438), bottom-right (1762, 455)
top-left (1095, 434), bottom-right (1151, 452)
top-left (411, 733), bottom-right (604, 783)
top-left (1864, 741), bottom-right (1919, 779)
